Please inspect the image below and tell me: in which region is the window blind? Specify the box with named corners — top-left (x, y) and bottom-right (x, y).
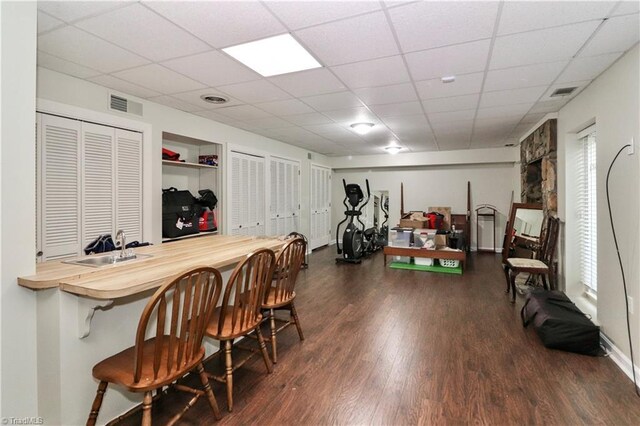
top-left (577, 126), bottom-right (597, 294)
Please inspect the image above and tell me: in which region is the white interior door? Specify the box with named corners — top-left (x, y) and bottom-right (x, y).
top-left (310, 164), bottom-right (331, 250)
top-left (269, 156), bottom-right (301, 236)
top-left (229, 150), bottom-right (266, 236)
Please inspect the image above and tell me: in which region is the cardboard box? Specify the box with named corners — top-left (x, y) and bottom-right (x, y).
top-left (435, 233), bottom-right (448, 248)
top-left (399, 212), bottom-right (429, 229)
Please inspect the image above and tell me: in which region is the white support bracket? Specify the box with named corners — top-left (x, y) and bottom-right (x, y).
top-left (77, 297), bottom-right (114, 339)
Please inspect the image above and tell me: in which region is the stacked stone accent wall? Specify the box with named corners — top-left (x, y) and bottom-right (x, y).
top-left (520, 119), bottom-right (557, 216)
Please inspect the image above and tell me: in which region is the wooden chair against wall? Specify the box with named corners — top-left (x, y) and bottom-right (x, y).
top-left (263, 237), bottom-right (306, 363)
top-left (87, 267), bottom-right (223, 426)
top-left (205, 248), bottom-right (276, 412)
top-left (505, 216), bottom-right (560, 303)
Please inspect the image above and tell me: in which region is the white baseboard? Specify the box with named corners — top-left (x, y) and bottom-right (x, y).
top-left (474, 247), bottom-right (502, 253)
top-left (601, 333), bottom-right (640, 384)
top-left (330, 239), bottom-right (336, 246)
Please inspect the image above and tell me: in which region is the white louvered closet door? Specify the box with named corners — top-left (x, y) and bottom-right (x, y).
top-left (81, 122), bottom-right (115, 247)
top-left (115, 129), bottom-right (143, 243)
top-left (38, 114), bottom-right (82, 261)
top-left (269, 157), bottom-right (301, 236)
top-left (229, 151), bottom-right (266, 236)
top-left (309, 165), bottom-right (331, 250)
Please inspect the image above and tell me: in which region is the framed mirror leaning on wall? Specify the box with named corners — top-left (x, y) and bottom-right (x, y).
top-left (501, 203), bottom-right (543, 263)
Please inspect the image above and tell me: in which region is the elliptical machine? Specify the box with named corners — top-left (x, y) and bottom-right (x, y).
top-left (375, 195), bottom-right (389, 247)
top-left (336, 179), bottom-right (371, 264)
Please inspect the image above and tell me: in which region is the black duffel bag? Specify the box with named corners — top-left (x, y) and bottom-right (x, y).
top-left (521, 289), bottom-right (602, 356)
top-left (162, 187), bottom-right (199, 238)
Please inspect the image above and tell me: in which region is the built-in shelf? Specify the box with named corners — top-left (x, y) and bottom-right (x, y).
top-left (162, 229), bottom-right (219, 243)
top-left (162, 159), bottom-right (218, 169)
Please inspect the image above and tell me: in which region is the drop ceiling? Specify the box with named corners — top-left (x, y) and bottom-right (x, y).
top-left (36, 1), bottom-right (640, 156)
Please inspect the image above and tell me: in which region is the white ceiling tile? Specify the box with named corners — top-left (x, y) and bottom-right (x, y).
top-left (113, 64), bottom-right (205, 94)
top-left (255, 99), bottom-right (314, 116)
top-left (541, 80), bottom-right (592, 102)
top-left (38, 51), bottom-right (102, 79)
top-left (529, 99), bottom-right (570, 114)
top-left (428, 109), bottom-right (476, 123)
top-left (430, 119), bottom-right (474, 132)
top-left (405, 40), bottom-right (491, 81)
top-left (37, 1), bottom-right (128, 23)
top-left (484, 61), bottom-right (568, 92)
top-left (172, 89), bottom-right (243, 110)
top-left (331, 55), bottom-right (410, 89)
top-left (294, 12), bottom-right (399, 66)
top-left (520, 113), bottom-right (547, 125)
top-left (369, 101), bottom-right (423, 118)
top-left (579, 14), bottom-right (640, 57)
top-left (415, 72), bottom-right (484, 99)
top-left (498, 1), bottom-right (615, 36)
top-left (249, 116), bottom-right (296, 130)
top-left (383, 114), bottom-right (430, 132)
top-left (216, 80), bottom-right (291, 103)
top-left (148, 95), bottom-right (202, 113)
top-left (266, 1), bottom-right (381, 30)
top-left (353, 83), bottom-right (418, 106)
top-left (403, 141), bottom-right (438, 153)
top-left (38, 26), bottom-right (149, 73)
top-left (557, 52), bottom-right (622, 83)
top-left (490, 21), bottom-right (601, 69)
top-left (37, 11), bottom-right (64, 34)
top-left (322, 107), bottom-right (379, 124)
top-left (611, 1), bottom-right (640, 16)
top-left (214, 105), bottom-right (274, 120)
top-left (474, 117), bottom-right (522, 131)
top-left (300, 91), bottom-right (363, 111)
top-left (304, 123), bottom-right (353, 137)
top-left (268, 68), bottom-right (346, 97)
top-left (88, 74), bottom-right (161, 99)
top-left (423, 94), bottom-right (479, 114)
top-left (480, 86), bottom-right (547, 108)
top-left (75, 4), bottom-right (210, 62)
top-left (476, 103), bottom-right (532, 119)
top-left (161, 50), bottom-right (261, 87)
top-left (435, 129), bottom-right (472, 147)
top-left (144, 1), bottom-right (287, 48)
top-left (193, 110), bottom-right (243, 124)
top-left (389, 1), bottom-right (499, 53)
top-left (284, 112), bottom-right (334, 126)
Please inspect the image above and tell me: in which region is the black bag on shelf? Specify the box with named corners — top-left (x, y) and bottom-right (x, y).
top-left (521, 289), bottom-right (602, 356)
top-left (162, 187), bottom-right (199, 238)
top-left (84, 234), bottom-right (116, 255)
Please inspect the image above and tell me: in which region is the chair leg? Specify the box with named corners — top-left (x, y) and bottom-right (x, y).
top-left (541, 274), bottom-right (549, 291)
top-left (269, 308), bottom-right (278, 364)
top-left (141, 391), bottom-right (153, 426)
top-left (290, 302), bottom-right (305, 341)
top-left (255, 326), bottom-right (273, 374)
top-left (86, 381), bottom-right (108, 426)
top-left (509, 271), bottom-right (518, 304)
top-left (224, 340), bottom-right (234, 412)
top-left (503, 264), bottom-right (511, 294)
top-left (197, 362), bottom-right (221, 420)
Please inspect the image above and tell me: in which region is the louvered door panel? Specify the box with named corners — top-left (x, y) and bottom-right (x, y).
top-left (41, 115), bottom-right (82, 260)
top-left (115, 129), bottom-right (142, 243)
top-left (82, 123), bottom-right (114, 247)
top-left (310, 165), bottom-right (330, 249)
top-left (230, 151), bottom-right (266, 236)
top-left (230, 155), bottom-right (241, 233)
top-left (256, 157), bottom-right (266, 236)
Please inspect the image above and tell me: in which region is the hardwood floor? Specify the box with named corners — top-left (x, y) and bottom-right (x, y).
top-left (115, 247), bottom-right (640, 425)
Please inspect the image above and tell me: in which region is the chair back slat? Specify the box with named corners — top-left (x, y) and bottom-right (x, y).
top-left (219, 248), bottom-right (276, 336)
top-left (540, 216), bottom-right (560, 265)
top-left (270, 238), bottom-right (306, 305)
top-left (134, 267), bottom-right (223, 384)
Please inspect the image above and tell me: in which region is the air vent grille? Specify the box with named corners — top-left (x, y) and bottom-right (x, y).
top-left (110, 95), bottom-right (128, 112)
top-left (551, 87), bottom-right (578, 97)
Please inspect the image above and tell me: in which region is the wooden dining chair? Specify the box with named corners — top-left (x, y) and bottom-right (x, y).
top-left (87, 267), bottom-right (223, 426)
top-left (263, 236), bottom-right (306, 363)
top-left (505, 216), bottom-right (560, 303)
top-left (205, 248), bottom-right (276, 412)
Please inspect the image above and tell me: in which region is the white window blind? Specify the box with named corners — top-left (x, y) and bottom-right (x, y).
top-left (577, 125), bottom-right (597, 294)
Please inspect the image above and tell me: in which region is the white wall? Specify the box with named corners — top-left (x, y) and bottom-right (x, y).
top-left (0, 1), bottom-right (38, 417)
top-left (332, 160), bottom-right (520, 251)
top-left (36, 67), bottom-right (331, 245)
top-left (557, 44), bottom-right (640, 356)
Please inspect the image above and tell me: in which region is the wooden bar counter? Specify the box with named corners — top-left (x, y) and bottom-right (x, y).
top-left (18, 235), bottom-right (288, 426)
top-left (19, 234), bottom-right (287, 299)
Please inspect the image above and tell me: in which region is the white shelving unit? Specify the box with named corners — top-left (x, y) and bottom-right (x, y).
top-left (162, 132), bottom-right (222, 243)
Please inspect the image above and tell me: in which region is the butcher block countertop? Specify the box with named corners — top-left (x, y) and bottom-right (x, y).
top-left (18, 235), bottom-right (287, 299)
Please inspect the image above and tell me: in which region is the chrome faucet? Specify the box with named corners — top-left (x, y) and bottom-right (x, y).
top-left (115, 230), bottom-right (127, 259)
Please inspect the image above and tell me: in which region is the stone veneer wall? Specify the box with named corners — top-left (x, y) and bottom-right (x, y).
top-left (520, 119), bottom-right (557, 216)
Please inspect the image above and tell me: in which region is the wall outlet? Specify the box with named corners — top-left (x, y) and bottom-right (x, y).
top-left (628, 296), bottom-right (634, 314)
top-left (628, 137), bottom-right (635, 155)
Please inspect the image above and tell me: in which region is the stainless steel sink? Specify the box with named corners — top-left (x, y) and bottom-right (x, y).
top-left (63, 253), bottom-right (153, 268)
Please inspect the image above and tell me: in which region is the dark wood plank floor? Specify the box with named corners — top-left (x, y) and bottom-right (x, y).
top-left (116, 247), bottom-right (640, 425)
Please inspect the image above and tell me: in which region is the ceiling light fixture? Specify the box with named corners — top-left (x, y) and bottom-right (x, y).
top-left (200, 94), bottom-right (228, 104)
top-left (222, 33), bottom-right (321, 77)
top-left (385, 145), bottom-right (402, 155)
top-left (441, 76), bottom-right (456, 83)
top-left (350, 122), bottom-right (374, 135)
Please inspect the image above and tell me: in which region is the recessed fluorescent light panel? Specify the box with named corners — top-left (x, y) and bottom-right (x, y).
top-left (223, 34), bottom-right (321, 77)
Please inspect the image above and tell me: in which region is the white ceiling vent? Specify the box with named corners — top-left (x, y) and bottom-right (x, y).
top-left (550, 87), bottom-right (578, 97)
top-left (109, 94), bottom-right (143, 116)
